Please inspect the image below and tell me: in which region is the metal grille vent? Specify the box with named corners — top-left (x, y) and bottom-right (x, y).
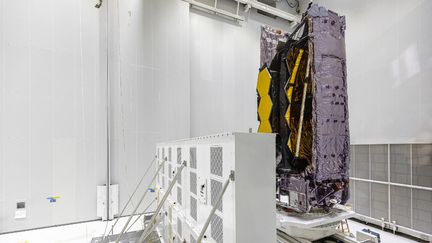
top-left (177, 186), bottom-right (182, 205)
top-left (211, 214), bottom-right (223, 243)
top-left (190, 235), bottom-right (197, 243)
top-left (161, 160), bottom-right (165, 175)
top-left (190, 172), bottom-right (197, 195)
top-left (169, 164), bottom-right (172, 179)
top-left (169, 147), bottom-right (172, 161)
top-left (177, 167), bottom-right (182, 185)
top-left (211, 179), bottom-right (223, 212)
top-left (190, 147), bottom-right (197, 169)
top-left (177, 218), bottom-right (182, 238)
top-left (177, 147), bottom-right (182, 165)
top-left (190, 196), bottom-right (197, 221)
top-left (210, 147), bottom-right (223, 177)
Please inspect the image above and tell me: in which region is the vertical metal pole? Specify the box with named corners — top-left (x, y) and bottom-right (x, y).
top-left (197, 171), bottom-right (235, 243)
top-left (137, 162), bottom-right (187, 243)
top-left (387, 144), bottom-right (391, 225)
top-left (368, 145), bottom-right (371, 217)
top-left (105, 0), bottom-right (111, 222)
top-left (236, 0), bottom-right (240, 15)
top-left (352, 145), bottom-right (355, 209)
top-left (410, 144), bottom-right (413, 228)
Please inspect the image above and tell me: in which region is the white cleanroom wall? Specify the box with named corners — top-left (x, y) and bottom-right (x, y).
top-left (108, 0), bottom-right (190, 215)
top-left (0, 0), bottom-right (107, 232)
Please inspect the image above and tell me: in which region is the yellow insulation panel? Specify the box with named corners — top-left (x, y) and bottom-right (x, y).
top-left (285, 49), bottom-right (304, 125)
top-left (257, 67), bottom-right (273, 133)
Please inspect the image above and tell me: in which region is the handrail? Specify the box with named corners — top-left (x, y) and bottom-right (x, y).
top-left (115, 159), bottom-right (165, 243)
top-left (137, 161), bottom-right (187, 243)
top-left (125, 198), bottom-right (156, 233)
top-left (102, 156), bottom-right (157, 241)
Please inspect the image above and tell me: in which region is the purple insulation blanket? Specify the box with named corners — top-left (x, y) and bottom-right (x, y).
top-left (310, 6), bottom-right (350, 183)
top-left (260, 26), bottom-right (288, 67)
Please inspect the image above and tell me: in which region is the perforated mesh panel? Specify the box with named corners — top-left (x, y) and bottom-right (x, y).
top-left (370, 145), bottom-right (388, 181)
top-left (354, 145), bottom-right (369, 179)
top-left (169, 147), bottom-right (172, 161)
top-left (177, 147), bottom-right (182, 165)
top-left (354, 180), bottom-right (370, 216)
top-left (190, 172), bottom-right (197, 195)
top-left (190, 196), bottom-right (197, 221)
top-left (177, 218), bottom-right (182, 238)
top-left (190, 147), bottom-right (197, 169)
top-left (211, 179), bottom-right (223, 212)
top-left (161, 161), bottom-right (165, 175)
top-left (390, 145), bottom-right (411, 184)
top-left (351, 143), bottom-right (432, 236)
top-left (211, 214), bottom-right (223, 243)
top-left (413, 189), bottom-right (432, 234)
top-left (390, 185), bottom-right (411, 227)
top-left (412, 144), bottom-right (432, 188)
top-left (211, 147), bottom-right (223, 177)
top-left (371, 183), bottom-right (388, 220)
top-left (177, 186), bottom-right (182, 205)
top-left (177, 167), bottom-right (182, 185)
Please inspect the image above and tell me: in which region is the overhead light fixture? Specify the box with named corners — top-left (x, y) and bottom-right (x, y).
top-left (235, 0), bottom-right (300, 23)
top-left (183, 0), bottom-right (245, 22)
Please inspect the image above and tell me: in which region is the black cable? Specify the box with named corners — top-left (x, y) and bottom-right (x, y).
top-left (285, 0), bottom-right (299, 8)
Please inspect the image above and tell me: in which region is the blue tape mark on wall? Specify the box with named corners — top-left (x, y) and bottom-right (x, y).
top-left (47, 196), bottom-right (60, 203)
top-left (147, 188), bottom-right (155, 193)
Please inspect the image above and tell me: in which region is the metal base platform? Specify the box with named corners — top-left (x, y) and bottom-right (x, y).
top-left (90, 230), bottom-right (161, 243)
top-left (277, 205), bottom-right (356, 242)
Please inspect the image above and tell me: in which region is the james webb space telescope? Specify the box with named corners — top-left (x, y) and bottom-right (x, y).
top-left (257, 5), bottom-right (350, 213)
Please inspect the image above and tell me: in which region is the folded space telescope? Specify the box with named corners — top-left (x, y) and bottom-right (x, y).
top-left (257, 5), bottom-right (350, 212)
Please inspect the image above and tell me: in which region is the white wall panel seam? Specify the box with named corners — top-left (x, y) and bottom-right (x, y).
top-left (0, 0), bottom-right (4, 232)
top-left (27, 0), bottom-right (32, 227)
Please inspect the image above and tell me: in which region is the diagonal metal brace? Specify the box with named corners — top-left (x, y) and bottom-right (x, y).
top-left (115, 159), bottom-right (165, 243)
top-left (103, 157), bottom-right (157, 242)
top-left (137, 161), bottom-right (187, 243)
